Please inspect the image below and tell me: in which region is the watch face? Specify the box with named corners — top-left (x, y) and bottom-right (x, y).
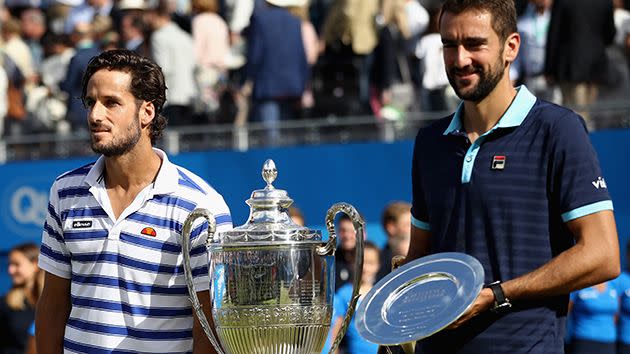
top-left (354, 252), bottom-right (485, 346)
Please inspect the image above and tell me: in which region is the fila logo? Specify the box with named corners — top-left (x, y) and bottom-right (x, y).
top-left (141, 227), bottom-right (157, 237)
top-left (592, 177), bottom-right (608, 189)
top-left (492, 156), bottom-right (506, 170)
top-left (72, 220), bottom-right (92, 228)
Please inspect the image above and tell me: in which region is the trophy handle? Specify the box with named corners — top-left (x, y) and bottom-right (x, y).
top-left (319, 202), bottom-right (365, 354)
top-left (181, 208), bottom-right (224, 354)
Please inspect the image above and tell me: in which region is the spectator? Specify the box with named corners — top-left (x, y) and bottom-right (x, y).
top-left (20, 8), bottom-right (46, 73)
top-left (288, 2), bottom-right (319, 116)
top-left (511, 0), bottom-right (558, 102)
top-left (0, 243), bottom-right (42, 354)
top-left (568, 281), bottom-right (620, 354)
top-left (288, 205), bottom-right (305, 226)
top-left (191, 0), bottom-right (230, 117)
top-left (243, 0), bottom-right (309, 144)
top-left (40, 33), bottom-right (75, 93)
top-left (0, 58), bottom-right (8, 136)
top-left (415, 5), bottom-right (451, 112)
top-left (545, 0), bottom-right (616, 127)
top-left (1, 17), bottom-right (35, 88)
top-left (321, 0), bottom-right (379, 112)
top-left (328, 241), bottom-right (381, 354)
top-left (60, 22), bottom-right (101, 131)
top-left (376, 201), bottom-right (411, 281)
top-left (119, 12), bottom-right (147, 55)
top-left (63, 0), bottom-right (121, 35)
top-left (616, 241), bottom-right (630, 354)
top-left (370, 0), bottom-right (416, 118)
top-left (145, 0), bottom-right (197, 126)
top-left (334, 213), bottom-right (360, 291)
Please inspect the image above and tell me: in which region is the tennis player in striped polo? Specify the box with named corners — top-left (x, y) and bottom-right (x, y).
top-left (35, 49), bottom-right (232, 353)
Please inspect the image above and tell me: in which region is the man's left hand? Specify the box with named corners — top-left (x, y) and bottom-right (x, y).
top-left (446, 287), bottom-right (495, 329)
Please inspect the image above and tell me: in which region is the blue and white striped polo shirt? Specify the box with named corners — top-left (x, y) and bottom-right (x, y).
top-left (39, 148), bottom-right (232, 353)
top-left (411, 86), bottom-right (614, 354)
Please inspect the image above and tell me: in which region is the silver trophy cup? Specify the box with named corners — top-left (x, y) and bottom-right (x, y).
top-left (182, 159), bottom-right (365, 354)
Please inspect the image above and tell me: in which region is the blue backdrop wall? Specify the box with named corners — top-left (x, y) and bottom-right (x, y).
top-left (0, 129), bottom-right (628, 293)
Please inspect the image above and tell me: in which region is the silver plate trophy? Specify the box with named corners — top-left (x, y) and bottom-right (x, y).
top-left (355, 252), bottom-right (484, 352)
top-left (181, 159), bottom-right (365, 354)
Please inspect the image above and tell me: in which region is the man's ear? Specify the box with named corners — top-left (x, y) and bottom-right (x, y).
top-left (140, 101), bottom-right (155, 127)
top-left (504, 32), bottom-right (520, 64)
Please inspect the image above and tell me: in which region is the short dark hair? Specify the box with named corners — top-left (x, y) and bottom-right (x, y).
top-left (440, 0), bottom-right (517, 42)
top-left (381, 201), bottom-right (411, 228)
top-left (81, 49), bottom-right (168, 144)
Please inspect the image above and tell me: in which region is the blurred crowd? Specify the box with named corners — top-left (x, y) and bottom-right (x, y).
top-left (0, 0), bottom-right (629, 141)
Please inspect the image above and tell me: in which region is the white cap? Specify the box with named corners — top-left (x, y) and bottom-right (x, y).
top-left (266, 0), bottom-right (307, 7)
top-left (118, 0), bottom-right (146, 10)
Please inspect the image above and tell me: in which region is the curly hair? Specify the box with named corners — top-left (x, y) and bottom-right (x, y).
top-left (81, 49), bottom-right (168, 144)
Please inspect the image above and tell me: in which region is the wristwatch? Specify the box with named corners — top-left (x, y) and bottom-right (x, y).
top-left (487, 280), bottom-right (512, 314)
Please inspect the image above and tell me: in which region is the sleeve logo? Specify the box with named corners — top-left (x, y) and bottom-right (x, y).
top-left (592, 177), bottom-right (608, 189)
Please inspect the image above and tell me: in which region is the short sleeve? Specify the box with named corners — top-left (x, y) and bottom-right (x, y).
top-left (411, 130), bottom-right (430, 230)
top-left (332, 285), bottom-right (351, 320)
top-left (549, 113), bottom-right (613, 222)
top-left (38, 180), bottom-right (72, 278)
top-left (190, 191), bottom-right (233, 293)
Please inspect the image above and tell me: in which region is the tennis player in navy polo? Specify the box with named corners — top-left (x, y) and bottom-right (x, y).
top-left (406, 1), bottom-right (620, 353)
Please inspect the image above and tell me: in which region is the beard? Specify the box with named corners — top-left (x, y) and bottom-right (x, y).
top-left (447, 55), bottom-right (506, 102)
top-left (91, 115), bottom-right (142, 157)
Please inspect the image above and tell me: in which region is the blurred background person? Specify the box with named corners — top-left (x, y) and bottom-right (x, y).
top-left (243, 0), bottom-right (309, 144)
top-left (545, 0), bottom-right (616, 128)
top-left (369, 0), bottom-right (415, 119)
top-left (415, 5), bottom-right (451, 112)
top-left (567, 280), bottom-right (620, 354)
top-left (289, 205), bottom-right (306, 226)
top-left (376, 201), bottom-right (410, 281)
top-left (320, 0), bottom-right (379, 114)
top-left (19, 8), bottom-right (46, 75)
top-left (60, 21), bottom-right (101, 132)
top-left (145, 0), bottom-right (197, 126)
top-left (511, 0), bottom-right (559, 103)
top-left (288, 1), bottom-right (319, 118)
top-left (616, 241), bottom-right (630, 354)
top-left (191, 0), bottom-right (229, 118)
top-left (0, 243), bottom-right (41, 354)
top-left (327, 241), bottom-right (381, 354)
top-left (119, 11), bottom-right (147, 55)
top-left (335, 213), bottom-right (359, 291)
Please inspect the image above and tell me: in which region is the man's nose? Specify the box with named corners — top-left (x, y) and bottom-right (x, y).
top-left (454, 45), bottom-right (473, 68)
top-left (88, 101), bottom-right (105, 122)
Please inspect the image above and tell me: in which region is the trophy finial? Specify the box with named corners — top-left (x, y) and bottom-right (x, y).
top-left (262, 159), bottom-right (277, 188)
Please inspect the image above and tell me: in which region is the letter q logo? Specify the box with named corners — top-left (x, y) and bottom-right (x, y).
top-left (11, 186), bottom-right (48, 226)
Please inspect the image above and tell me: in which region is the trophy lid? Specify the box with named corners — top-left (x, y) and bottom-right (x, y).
top-left (213, 159), bottom-right (322, 245)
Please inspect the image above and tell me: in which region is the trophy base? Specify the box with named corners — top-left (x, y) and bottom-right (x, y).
top-left (217, 325), bottom-right (329, 354)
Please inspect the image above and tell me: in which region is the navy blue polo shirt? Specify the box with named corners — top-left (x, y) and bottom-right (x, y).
top-left (411, 86), bottom-right (613, 354)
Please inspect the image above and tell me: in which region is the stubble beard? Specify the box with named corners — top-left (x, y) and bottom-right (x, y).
top-left (448, 56), bottom-right (506, 103)
top-left (91, 116), bottom-right (142, 157)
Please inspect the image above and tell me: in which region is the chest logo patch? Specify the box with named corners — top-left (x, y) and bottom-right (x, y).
top-left (72, 220), bottom-right (92, 228)
top-left (492, 155), bottom-right (506, 170)
top-left (141, 227), bottom-right (157, 237)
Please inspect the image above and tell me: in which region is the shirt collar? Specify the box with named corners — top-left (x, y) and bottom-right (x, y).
top-left (85, 148), bottom-right (179, 195)
top-left (443, 85), bottom-right (537, 135)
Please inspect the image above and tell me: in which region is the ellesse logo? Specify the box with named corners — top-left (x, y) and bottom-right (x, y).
top-left (72, 220), bottom-right (92, 228)
top-left (141, 227), bottom-right (157, 237)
